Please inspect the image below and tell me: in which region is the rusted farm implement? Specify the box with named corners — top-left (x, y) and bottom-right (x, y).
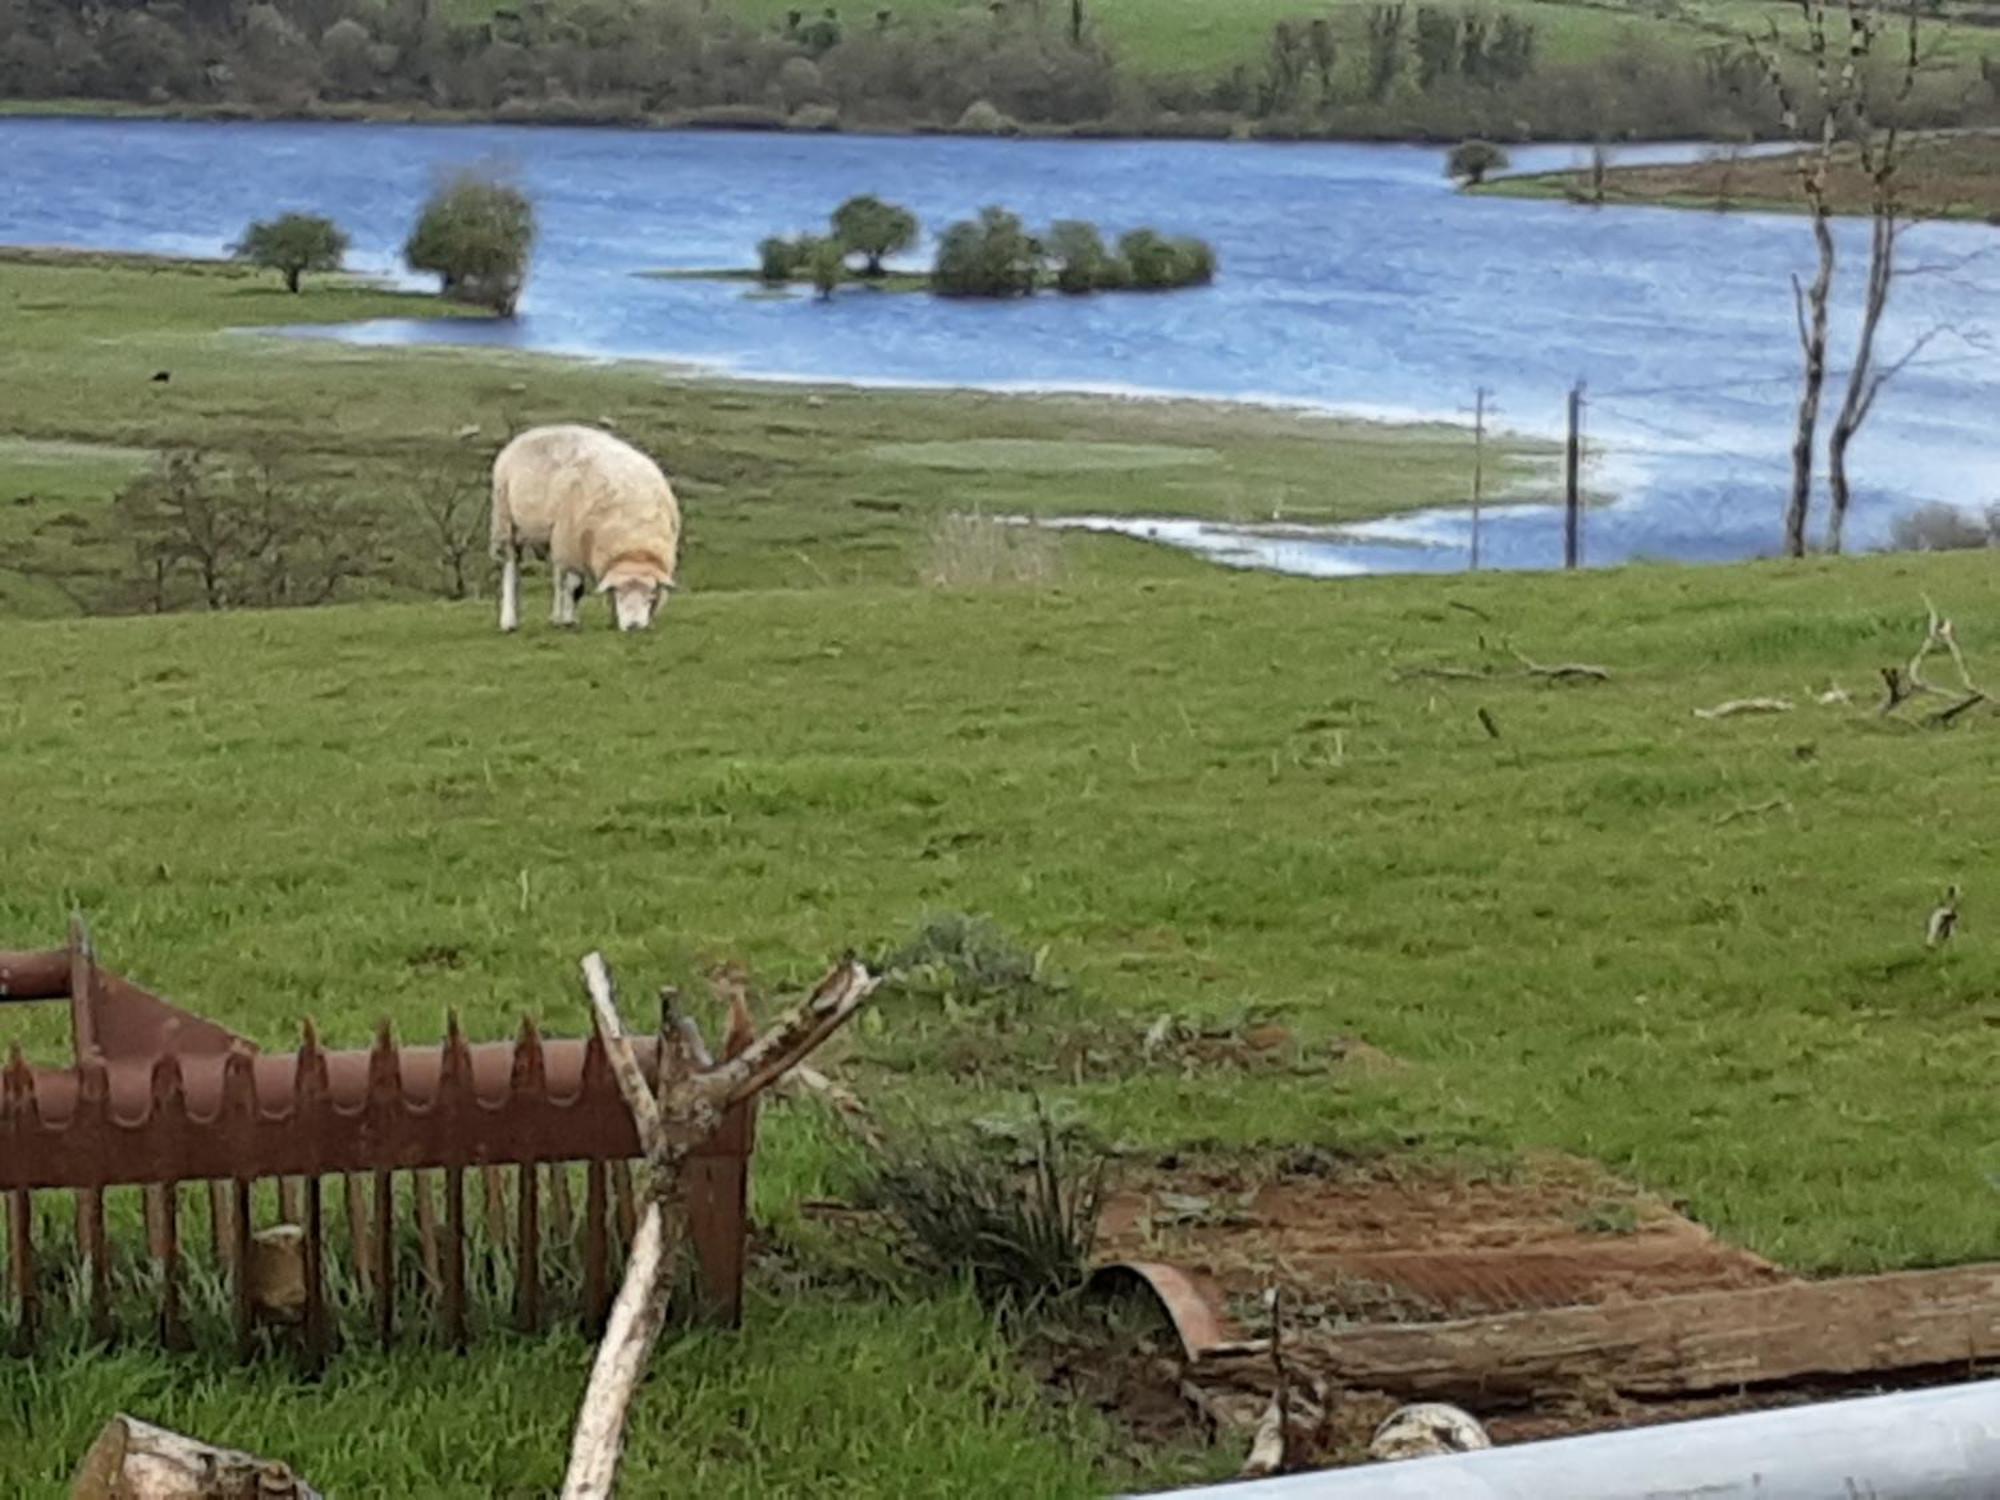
top-left (0, 919), bottom-right (757, 1363)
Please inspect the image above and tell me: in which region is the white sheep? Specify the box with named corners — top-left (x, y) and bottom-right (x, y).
top-left (490, 424), bottom-right (682, 633)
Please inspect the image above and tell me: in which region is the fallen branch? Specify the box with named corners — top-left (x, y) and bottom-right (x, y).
top-left (1693, 698), bottom-right (1794, 720)
top-left (70, 1416), bottom-right (322, 1499)
top-left (1511, 649), bottom-right (1610, 682)
top-left (561, 953), bottom-right (878, 1500)
top-left (1929, 693), bottom-right (1987, 728)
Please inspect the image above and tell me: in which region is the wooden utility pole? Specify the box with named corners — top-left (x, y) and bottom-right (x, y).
top-left (1469, 386), bottom-right (1488, 572)
top-left (1563, 380), bottom-right (1585, 569)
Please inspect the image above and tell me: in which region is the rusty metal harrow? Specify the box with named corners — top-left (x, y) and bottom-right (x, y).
top-left (0, 920), bottom-right (754, 1363)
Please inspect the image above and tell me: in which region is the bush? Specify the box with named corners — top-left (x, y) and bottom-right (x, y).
top-left (865, 1104), bottom-right (1104, 1309)
top-left (758, 234), bottom-right (805, 283)
top-left (1888, 502), bottom-right (1996, 552)
top-left (232, 212), bottom-right (347, 293)
top-left (955, 98), bottom-right (1018, 135)
top-left (932, 206), bottom-right (1041, 297)
top-left (1115, 227), bottom-right (1217, 289)
top-left (1045, 218), bottom-right (1111, 294)
top-left (882, 911), bottom-right (1062, 1007)
top-left (1447, 138), bottom-right (1510, 184)
top-left (805, 235), bottom-right (847, 298)
top-left (403, 170), bottom-right (536, 316)
top-left (832, 193), bottom-right (919, 277)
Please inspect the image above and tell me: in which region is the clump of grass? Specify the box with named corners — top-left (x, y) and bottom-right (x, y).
top-left (881, 912), bottom-right (1064, 1012)
top-left (920, 512), bottom-right (1064, 589)
top-left (867, 1105), bottom-right (1105, 1310)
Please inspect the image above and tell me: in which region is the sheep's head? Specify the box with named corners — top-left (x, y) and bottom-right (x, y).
top-left (597, 555), bottom-right (673, 632)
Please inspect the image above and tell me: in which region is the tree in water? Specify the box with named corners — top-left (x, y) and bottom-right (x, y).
top-left (831, 194), bottom-right (919, 277)
top-left (1446, 139), bottom-right (1508, 185)
top-left (404, 170), bottom-right (536, 316)
top-left (234, 213), bottom-right (348, 293)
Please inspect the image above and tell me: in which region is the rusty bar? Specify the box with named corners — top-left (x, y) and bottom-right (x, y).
top-left (516, 1164), bottom-right (540, 1334)
top-left (583, 1160), bottom-right (608, 1332)
top-left (0, 949), bottom-right (68, 1001)
top-left (612, 1161), bottom-right (637, 1247)
top-left (442, 1165), bottom-right (466, 1350)
top-left (302, 1174), bottom-right (326, 1373)
top-left (374, 1169), bottom-right (395, 1350)
top-left (232, 1176), bottom-right (253, 1362)
top-left (68, 914), bottom-right (97, 1063)
top-left (208, 1181), bottom-right (233, 1272)
top-left (79, 1187), bottom-right (111, 1346)
top-left (8, 1189), bottom-right (33, 1353)
top-left (148, 1053), bottom-right (188, 1348)
top-left (512, 1019), bottom-right (544, 1334)
top-left (686, 1009), bottom-right (757, 1327)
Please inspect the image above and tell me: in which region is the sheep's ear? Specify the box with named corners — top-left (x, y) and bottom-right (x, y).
top-left (595, 576), bottom-right (616, 594)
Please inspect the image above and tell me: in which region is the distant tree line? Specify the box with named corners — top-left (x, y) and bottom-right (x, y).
top-left (4, 0), bottom-right (1996, 139)
top-left (755, 196), bottom-right (1216, 298)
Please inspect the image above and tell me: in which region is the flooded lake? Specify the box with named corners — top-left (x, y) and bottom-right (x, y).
top-left (4, 117), bottom-right (1995, 573)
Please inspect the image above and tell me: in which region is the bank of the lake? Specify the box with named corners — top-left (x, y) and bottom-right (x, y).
top-left (0, 250), bottom-right (1540, 618)
top-left (1480, 133), bottom-right (2000, 223)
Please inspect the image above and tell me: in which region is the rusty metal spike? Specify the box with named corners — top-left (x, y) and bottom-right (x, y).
top-left (366, 1020), bottom-right (401, 1106)
top-left (149, 1051), bottom-right (187, 1118)
top-left (440, 1011), bottom-right (472, 1099)
top-left (295, 1020), bottom-right (329, 1107)
top-left (510, 1015), bottom-right (547, 1094)
top-left (221, 1045), bottom-right (257, 1124)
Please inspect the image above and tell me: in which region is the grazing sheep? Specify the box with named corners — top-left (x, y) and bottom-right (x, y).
top-left (491, 424), bottom-right (681, 633)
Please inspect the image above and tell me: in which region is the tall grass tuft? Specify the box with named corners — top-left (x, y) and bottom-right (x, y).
top-left (867, 1104), bottom-right (1104, 1310)
top-left (920, 512), bottom-right (1064, 589)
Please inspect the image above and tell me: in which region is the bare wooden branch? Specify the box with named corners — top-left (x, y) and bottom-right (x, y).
top-left (1718, 797), bottom-right (1793, 825)
top-left (70, 1415), bottom-right (323, 1499)
top-left (1926, 885), bottom-right (1961, 947)
top-left (1693, 698), bottom-right (1794, 719)
top-left (1510, 649), bottom-right (1611, 682)
top-left (580, 953), bottom-right (665, 1162)
top-left (560, 1204), bottom-right (681, 1500)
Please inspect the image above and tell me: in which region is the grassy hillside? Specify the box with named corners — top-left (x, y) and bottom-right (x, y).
top-left (6, 254), bottom-right (2000, 1493)
top-left (7, 551), bottom-right (2000, 1491)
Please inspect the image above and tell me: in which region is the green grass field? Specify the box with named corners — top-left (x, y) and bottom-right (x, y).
top-left (6, 254), bottom-right (2000, 1494)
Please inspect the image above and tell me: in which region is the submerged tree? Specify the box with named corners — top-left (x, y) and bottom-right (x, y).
top-left (404, 170), bottom-right (537, 316)
top-left (832, 194), bottom-right (918, 277)
top-left (234, 213), bottom-right (348, 293)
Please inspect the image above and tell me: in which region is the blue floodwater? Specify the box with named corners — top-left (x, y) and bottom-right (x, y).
top-left (3, 118), bottom-right (1994, 574)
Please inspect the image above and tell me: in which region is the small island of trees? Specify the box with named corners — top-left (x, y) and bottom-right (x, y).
top-left (742, 195), bottom-right (1216, 300)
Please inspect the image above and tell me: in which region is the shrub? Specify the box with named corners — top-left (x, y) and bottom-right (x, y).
top-left (882, 911), bottom-right (1062, 1006)
top-left (1447, 138), bottom-right (1509, 184)
top-left (932, 206), bottom-right (1041, 297)
top-left (865, 1104), bottom-right (1104, 1309)
top-left (758, 234), bottom-right (804, 283)
top-left (403, 170), bottom-right (536, 316)
top-left (1045, 218), bottom-right (1111, 294)
top-left (832, 193), bottom-right (919, 277)
top-left (1888, 502), bottom-right (1996, 553)
top-left (1116, 227), bottom-right (1217, 289)
top-left (233, 212), bottom-right (347, 293)
top-left (806, 234), bottom-right (846, 298)
top-left (955, 98), bottom-right (1018, 135)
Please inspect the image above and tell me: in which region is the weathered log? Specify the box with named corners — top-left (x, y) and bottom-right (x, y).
top-left (1191, 1263), bottom-right (2000, 1409)
top-left (69, 1415), bottom-right (321, 1499)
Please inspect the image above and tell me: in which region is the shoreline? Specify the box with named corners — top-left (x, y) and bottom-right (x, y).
top-left (0, 97), bottom-right (1797, 150)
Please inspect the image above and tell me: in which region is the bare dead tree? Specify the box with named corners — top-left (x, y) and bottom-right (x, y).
top-left (1825, 0), bottom-right (1928, 554)
top-left (408, 459), bottom-right (487, 599)
top-left (1749, 0), bottom-right (1858, 558)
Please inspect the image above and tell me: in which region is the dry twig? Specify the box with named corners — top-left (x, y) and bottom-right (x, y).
top-left (1693, 698), bottom-right (1795, 720)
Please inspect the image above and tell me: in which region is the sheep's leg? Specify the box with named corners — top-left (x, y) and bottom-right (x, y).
top-left (554, 568), bottom-right (585, 627)
top-left (499, 545), bottom-right (521, 633)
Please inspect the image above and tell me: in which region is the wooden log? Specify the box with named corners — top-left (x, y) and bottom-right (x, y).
top-left (1190, 1263), bottom-right (2000, 1409)
top-left (68, 1414), bottom-right (323, 1499)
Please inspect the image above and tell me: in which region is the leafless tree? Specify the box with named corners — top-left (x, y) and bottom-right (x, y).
top-left (407, 458), bottom-right (487, 599)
